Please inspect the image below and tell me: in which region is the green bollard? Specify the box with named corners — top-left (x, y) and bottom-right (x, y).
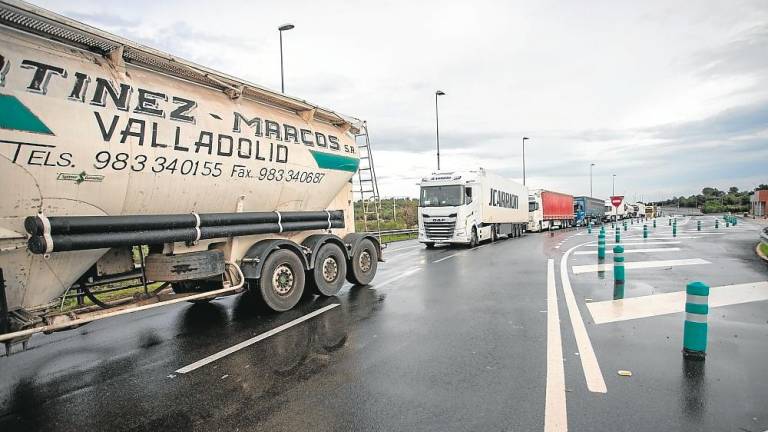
top-left (697, 220), bottom-right (701, 231)
top-left (668, 218), bottom-right (672, 226)
top-left (598, 231), bottom-right (606, 259)
top-left (643, 224), bottom-right (648, 238)
top-left (623, 222), bottom-right (627, 231)
top-left (683, 281), bottom-right (709, 360)
top-left (726, 220), bottom-right (730, 228)
top-left (673, 223), bottom-right (677, 237)
top-left (732, 217), bottom-right (737, 226)
top-left (653, 219), bottom-right (656, 228)
top-left (613, 245), bottom-right (625, 283)
top-left (615, 227), bottom-right (620, 243)
top-left (715, 219), bottom-right (719, 229)
top-left (588, 222), bottom-right (592, 234)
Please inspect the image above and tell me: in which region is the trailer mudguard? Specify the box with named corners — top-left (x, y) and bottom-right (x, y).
top-left (301, 234), bottom-right (349, 269)
top-left (240, 240), bottom-right (310, 280)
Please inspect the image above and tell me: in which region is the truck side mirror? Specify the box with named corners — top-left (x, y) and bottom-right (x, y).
top-left (465, 187), bottom-right (473, 204)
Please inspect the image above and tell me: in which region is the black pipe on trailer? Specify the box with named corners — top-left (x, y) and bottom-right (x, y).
top-left (27, 219), bottom-right (345, 254)
top-left (25, 210), bottom-right (344, 236)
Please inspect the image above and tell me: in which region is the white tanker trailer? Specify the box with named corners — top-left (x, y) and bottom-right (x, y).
top-left (0, 0), bottom-right (381, 351)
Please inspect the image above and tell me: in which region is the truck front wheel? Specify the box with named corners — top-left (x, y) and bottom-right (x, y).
top-left (469, 228), bottom-right (478, 248)
top-left (310, 243), bottom-right (347, 297)
top-left (347, 239), bottom-right (378, 286)
top-left (257, 249), bottom-right (306, 312)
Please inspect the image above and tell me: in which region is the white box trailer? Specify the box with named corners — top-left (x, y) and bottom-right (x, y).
top-left (418, 169), bottom-right (528, 247)
top-left (0, 0), bottom-right (382, 350)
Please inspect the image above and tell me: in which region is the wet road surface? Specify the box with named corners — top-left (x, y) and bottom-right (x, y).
top-left (1, 215), bottom-right (766, 431)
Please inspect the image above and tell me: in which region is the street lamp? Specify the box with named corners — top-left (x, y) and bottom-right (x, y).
top-left (278, 23), bottom-right (295, 93)
top-left (522, 137), bottom-right (530, 185)
top-left (435, 90), bottom-right (445, 170)
top-left (612, 174), bottom-right (616, 196)
top-left (590, 163), bottom-right (595, 197)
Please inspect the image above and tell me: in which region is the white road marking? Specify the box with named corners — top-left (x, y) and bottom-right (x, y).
top-left (374, 267), bottom-right (421, 288)
top-left (175, 303), bottom-right (340, 374)
top-left (574, 247), bottom-right (680, 255)
top-left (571, 258), bottom-right (709, 274)
top-left (583, 241), bottom-right (682, 247)
top-left (587, 281), bottom-right (768, 324)
top-left (545, 259), bottom-right (568, 432)
top-left (433, 253), bottom-right (461, 263)
top-left (560, 244), bottom-right (607, 393)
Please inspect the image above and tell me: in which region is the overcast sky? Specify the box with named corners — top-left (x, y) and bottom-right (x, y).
top-left (33, 0), bottom-right (768, 201)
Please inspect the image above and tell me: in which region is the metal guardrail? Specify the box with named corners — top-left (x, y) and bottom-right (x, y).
top-left (364, 228), bottom-right (419, 244)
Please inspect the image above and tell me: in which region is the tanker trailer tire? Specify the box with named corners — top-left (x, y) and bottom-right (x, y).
top-left (346, 239), bottom-right (378, 286)
top-left (257, 249), bottom-right (306, 312)
top-left (309, 243), bottom-right (347, 297)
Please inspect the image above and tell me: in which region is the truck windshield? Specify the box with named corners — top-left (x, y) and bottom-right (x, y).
top-left (420, 186), bottom-right (463, 207)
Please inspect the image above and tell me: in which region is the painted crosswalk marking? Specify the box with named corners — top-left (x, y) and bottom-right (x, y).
top-left (574, 247), bottom-right (680, 255)
top-left (571, 258), bottom-right (709, 274)
top-left (587, 281), bottom-right (768, 324)
top-left (583, 241), bottom-right (682, 247)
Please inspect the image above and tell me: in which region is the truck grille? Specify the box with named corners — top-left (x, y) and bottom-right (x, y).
top-left (424, 220), bottom-right (456, 240)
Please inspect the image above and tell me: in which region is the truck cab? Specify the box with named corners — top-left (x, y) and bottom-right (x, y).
top-left (418, 173), bottom-right (483, 247)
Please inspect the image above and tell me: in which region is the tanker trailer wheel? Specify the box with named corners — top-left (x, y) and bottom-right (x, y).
top-left (309, 243), bottom-right (347, 297)
top-left (257, 249), bottom-right (306, 312)
top-left (346, 239), bottom-right (378, 286)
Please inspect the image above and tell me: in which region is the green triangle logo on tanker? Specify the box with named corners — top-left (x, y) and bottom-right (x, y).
top-left (0, 94), bottom-right (54, 135)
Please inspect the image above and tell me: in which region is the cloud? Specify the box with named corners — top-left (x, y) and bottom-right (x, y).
top-left (688, 24), bottom-right (768, 81)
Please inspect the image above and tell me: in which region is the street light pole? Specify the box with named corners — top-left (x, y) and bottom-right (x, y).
top-left (522, 137), bottom-right (530, 185)
top-left (590, 163), bottom-right (595, 197)
top-left (278, 24), bottom-right (294, 93)
top-left (612, 174), bottom-right (616, 196)
top-left (435, 90), bottom-right (445, 171)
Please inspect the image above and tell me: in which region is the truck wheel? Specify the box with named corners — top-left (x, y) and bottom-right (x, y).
top-left (491, 225), bottom-right (497, 242)
top-left (424, 242), bottom-right (435, 249)
top-left (310, 243), bottom-right (347, 297)
top-left (469, 228), bottom-right (478, 248)
top-left (257, 249), bottom-right (305, 312)
top-left (346, 239), bottom-right (378, 286)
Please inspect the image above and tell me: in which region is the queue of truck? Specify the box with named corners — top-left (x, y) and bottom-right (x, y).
top-left (417, 171), bottom-right (658, 247)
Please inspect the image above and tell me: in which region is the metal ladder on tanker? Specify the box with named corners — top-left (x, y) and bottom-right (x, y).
top-left (354, 122), bottom-right (384, 246)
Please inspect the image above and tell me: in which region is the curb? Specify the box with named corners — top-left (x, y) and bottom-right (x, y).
top-left (756, 242), bottom-right (768, 264)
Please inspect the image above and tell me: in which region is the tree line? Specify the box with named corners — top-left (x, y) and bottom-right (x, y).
top-left (658, 184), bottom-right (767, 214)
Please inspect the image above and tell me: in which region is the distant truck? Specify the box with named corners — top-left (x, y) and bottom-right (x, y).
top-left (418, 169), bottom-right (529, 248)
top-left (574, 196), bottom-right (604, 226)
top-left (645, 204), bottom-right (656, 219)
top-left (604, 198), bottom-right (631, 221)
top-left (528, 190), bottom-right (575, 232)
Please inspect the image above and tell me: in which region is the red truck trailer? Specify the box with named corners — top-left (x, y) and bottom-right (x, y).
top-left (527, 189), bottom-right (575, 231)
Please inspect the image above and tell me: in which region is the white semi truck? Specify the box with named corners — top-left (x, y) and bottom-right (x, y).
top-left (417, 169), bottom-right (528, 248)
top-left (0, 0), bottom-right (381, 351)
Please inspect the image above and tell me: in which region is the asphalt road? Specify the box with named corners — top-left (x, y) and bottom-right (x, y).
top-left (1, 215), bottom-right (766, 431)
